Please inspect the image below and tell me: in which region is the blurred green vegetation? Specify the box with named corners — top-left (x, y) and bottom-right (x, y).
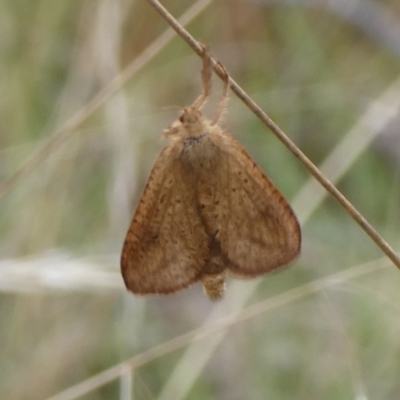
top-left (1, 0), bottom-right (400, 399)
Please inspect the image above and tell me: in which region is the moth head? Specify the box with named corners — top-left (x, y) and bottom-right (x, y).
top-left (163, 106), bottom-right (207, 139)
top-left (178, 107), bottom-right (202, 125)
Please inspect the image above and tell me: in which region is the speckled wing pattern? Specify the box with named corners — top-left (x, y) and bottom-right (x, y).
top-left (121, 124), bottom-right (300, 299)
top-left (121, 147), bottom-right (211, 295)
top-left (207, 133), bottom-right (301, 278)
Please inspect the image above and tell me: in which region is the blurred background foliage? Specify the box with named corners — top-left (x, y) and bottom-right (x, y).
top-left (1, 0), bottom-right (400, 399)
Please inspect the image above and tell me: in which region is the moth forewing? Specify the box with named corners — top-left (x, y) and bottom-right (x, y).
top-left (121, 147), bottom-right (211, 295)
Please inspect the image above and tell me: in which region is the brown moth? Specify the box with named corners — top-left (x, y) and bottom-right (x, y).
top-left (121, 45), bottom-right (301, 300)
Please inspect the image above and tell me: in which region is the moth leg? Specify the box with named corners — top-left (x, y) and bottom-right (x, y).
top-left (192, 43), bottom-right (213, 110)
top-left (211, 62), bottom-right (230, 126)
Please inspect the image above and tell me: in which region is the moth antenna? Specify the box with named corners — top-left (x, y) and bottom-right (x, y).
top-left (191, 43), bottom-right (212, 110)
top-left (211, 62), bottom-right (231, 126)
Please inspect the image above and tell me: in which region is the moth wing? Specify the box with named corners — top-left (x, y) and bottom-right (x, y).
top-left (121, 146), bottom-right (210, 295)
top-left (213, 134), bottom-right (301, 277)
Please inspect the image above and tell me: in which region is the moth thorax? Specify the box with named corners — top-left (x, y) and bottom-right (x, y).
top-left (202, 272), bottom-right (226, 301)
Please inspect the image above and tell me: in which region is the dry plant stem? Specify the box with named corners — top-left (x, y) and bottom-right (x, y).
top-left (293, 76), bottom-right (400, 222)
top-left (48, 256), bottom-right (390, 400)
top-left (0, 0), bottom-right (211, 200)
top-left (147, 0), bottom-right (400, 270)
